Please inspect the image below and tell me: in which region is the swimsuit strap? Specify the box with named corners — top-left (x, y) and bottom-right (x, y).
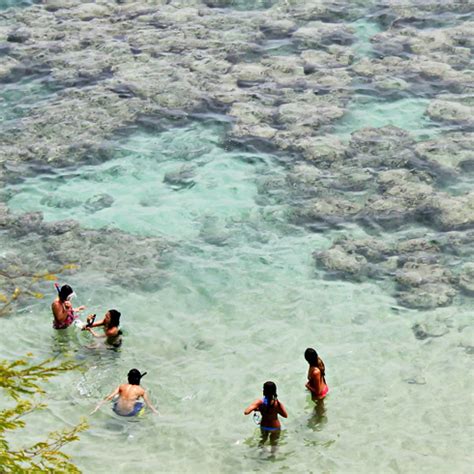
top-left (53, 303), bottom-right (77, 329)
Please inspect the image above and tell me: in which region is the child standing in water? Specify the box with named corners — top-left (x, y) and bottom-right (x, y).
top-left (83, 309), bottom-right (122, 348)
top-left (244, 381), bottom-right (288, 453)
top-left (305, 347), bottom-right (328, 400)
top-left (91, 369), bottom-right (158, 416)
top-left (51, 284), bottom-right (85, 330)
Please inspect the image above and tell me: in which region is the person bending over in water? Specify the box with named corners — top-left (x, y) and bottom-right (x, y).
top-left (305, 347), bottom-right (328, 400)
top-left (244, 381), bottom-right (288, 453)
top-left (51, 284), bottom-right (85, 330)
top-left (83, 309), bottom-right (122, 348)
top-left (91, 369), bottom-right (158, 416)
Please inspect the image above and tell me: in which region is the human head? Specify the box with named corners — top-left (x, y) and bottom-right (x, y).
top-left (127, 369), bottom-right (147, 385)
top-left (58, 284), bottom-right (74, 302)
top-left (263, 381), bottom-right (277, 401)
top-left (106, 309), bottom-right (121, 327)
top-left (305, 347), bottom-right (319, 366)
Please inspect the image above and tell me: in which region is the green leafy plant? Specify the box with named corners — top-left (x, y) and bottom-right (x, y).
top-left (0, 354), bottom-right (88, 473)
top-left (0, 263), bottom-right (79, 317)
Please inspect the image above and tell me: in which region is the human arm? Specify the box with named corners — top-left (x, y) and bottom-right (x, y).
top-left (91, 386), bottom-right (120, 414)
top-left (143, 390), bottom-right (159, 415)
top-left (84, 327), bottom-right (105, 338)
top-left (87, 315), bottom-right (105, 328)
top-left (305, 368), bottom-right (322, 395)
top-left (51, 301), bottom-right (68, 323)
top-left (276, 400), bottom-right (288, 418)
top-left (63, 300), bottom-right (85, 313)
top-left (244, 399), bottom-right (262, 415)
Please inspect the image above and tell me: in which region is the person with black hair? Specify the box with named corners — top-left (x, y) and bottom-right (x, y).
top-left (244, 381), bottom-right (288, 452)
top-left (51, 284), bottom-right (86, 330)
top-left (304, 347), bottom-right (328, 400)
top-left (84, 309), bottom-right (122, 347)
top-left (91, 369), bottom-right (158, 416)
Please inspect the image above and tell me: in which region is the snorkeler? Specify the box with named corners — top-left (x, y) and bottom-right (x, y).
top-left (91, 369), bottom-right (158, 416)
top-left (51, 284), bottom-right (85, 330)
top-left (304, 347), bottom-right (328, 400)
top-left (244, 381), bottom-right (288, 452)
top-left (83, 309), bottom-right (122, 348)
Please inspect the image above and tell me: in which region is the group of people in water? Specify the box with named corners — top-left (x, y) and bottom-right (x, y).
top-left (244, 348), bottom-right (328, 451)
top-left (51, 283), bottom-right (328, 449)
top-left (51, 283), bottom-right (157, 416)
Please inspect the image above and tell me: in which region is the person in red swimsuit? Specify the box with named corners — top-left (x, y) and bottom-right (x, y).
top-left (51, 284), bottom-right (85, 330)
top-left (305, 347), bottom-right (328, 400)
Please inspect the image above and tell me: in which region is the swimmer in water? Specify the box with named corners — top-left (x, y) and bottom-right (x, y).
top-left (244, 381), bottom-right (288, 453)
top-left (91, 369), bottom-right (158, 416)
top-left (83, 309), bottom-right (122, 347)
top-left (305, 347), bottom-right (329, 400)
top-left (51, 284), bottom-right (85, 330)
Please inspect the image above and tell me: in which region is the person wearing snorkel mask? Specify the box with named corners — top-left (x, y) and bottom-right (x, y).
top-left (51, 284), bottom-right (86, 330)
top-left (91, 369), bottom-right (159, 416)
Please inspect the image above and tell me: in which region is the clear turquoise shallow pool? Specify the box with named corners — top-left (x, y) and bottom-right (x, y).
top-left (0, 1), bottom-right (473, 473)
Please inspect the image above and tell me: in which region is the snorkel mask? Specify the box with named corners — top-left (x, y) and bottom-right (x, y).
top-left (67, 291), bottom-right (76, 301)
top-left (55, 283), bottom-right (76, 301)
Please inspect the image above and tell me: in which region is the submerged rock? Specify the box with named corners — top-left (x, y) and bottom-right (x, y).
top-left (414, 132), bottom-right (474, 172)
top-left (163, 165), bottom-right (196, 190)
top-left (291, 195), bottom-right (361, 230)
top-left (1, 208), bottom-right (170, 291)
top-left (314, 246), bottom-right (368, 280)
top-left (459, 262), bottom-right (474, 295)
top-left (293, 21), bottom-right (356, 48)
top-left (412, 322), bottom-right (449, 340)
top-left (84, 193), bottom-right (115, 213)
top-left (314, 232), bottom-right (468, 309)
top-left (199, 216), bottom-right (231, 246)
top-left (427, 99), bottom-right (474, 125)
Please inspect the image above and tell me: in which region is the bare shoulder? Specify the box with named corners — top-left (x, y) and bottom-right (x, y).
top-left (105, 326), bottom-right (119, 337)
top-left (309, 366), bottom-right (321, 380)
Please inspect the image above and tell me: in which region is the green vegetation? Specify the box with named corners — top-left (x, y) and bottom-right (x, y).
top-left (0, 263), bottom-right (78, 316)
top-left (0, 355), bottom-right (87, 473)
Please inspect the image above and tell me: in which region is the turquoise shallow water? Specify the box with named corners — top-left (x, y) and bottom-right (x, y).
top-left (4, 121), bottom-right (473, 473)
top-left (1, 1), bottom-right (473, 473)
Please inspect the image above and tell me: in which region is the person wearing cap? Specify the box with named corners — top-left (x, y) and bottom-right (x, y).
top-left (51, 284), bottom-right (86, 330)
top-left (91, 369), bottom-right (158, 416)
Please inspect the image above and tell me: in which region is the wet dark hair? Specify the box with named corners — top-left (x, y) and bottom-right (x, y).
top-left (58, 284), bottom-right (73, 302)
top-left (305, 347), bottom-right (326, 382)
top-left (107, 309), bottom-right (121, 328)
top-left (261, 381), bottom-right (278, 414)
top-left (127, 368), bottom-right (147, 385)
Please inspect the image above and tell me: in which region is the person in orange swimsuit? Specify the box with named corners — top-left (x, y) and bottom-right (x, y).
top-left (305, 347), bottom-right (328, 400)
top-left (51, 284), bottom-right (85, 330)
top-left (244, 381), bottom-right (288, 453)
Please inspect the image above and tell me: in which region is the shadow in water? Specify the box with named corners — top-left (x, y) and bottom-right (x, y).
top-left (307, 399), bottom-right (328, 432)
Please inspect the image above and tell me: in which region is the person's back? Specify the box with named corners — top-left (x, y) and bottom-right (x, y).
top-left (91, 368), bottom-right (158, 417)
top-left (259, 396), bottom-right (286, 430)
top-left (114, 383), bottom-right (145, 416)
top-left (244, 381), bottom-right (288, 454)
